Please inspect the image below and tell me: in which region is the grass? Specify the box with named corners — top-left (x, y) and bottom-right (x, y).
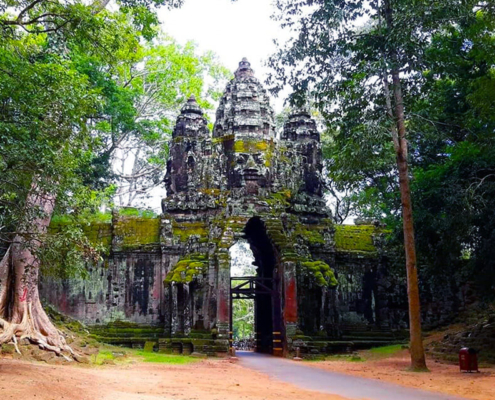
top-left (301, 344), bottom-right (405, 364)
top-left (368, 344), bottom-right (405, 356)
top-left (93, 349), bottom-right (120, 365)
top-left (302, 354), bottom-right (364, 362)
top-left (133, 350), bottom-right (198, 364)
top-left (93, 345), bottom-right (198, 366)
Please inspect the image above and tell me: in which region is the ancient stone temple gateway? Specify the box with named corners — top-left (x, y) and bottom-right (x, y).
top-left (43, 59), bottom-right (407, 356)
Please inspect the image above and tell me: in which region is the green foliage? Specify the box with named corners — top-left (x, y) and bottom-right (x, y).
top-left (0, 0), bottom-right (182, 41)
top-left (232, 299), bottom-right (254, 340)
top-left (118, 207), bottom-right (157, 218)
top-left (270, 1), bottom-right (495, 299)
top-left (41, 223), bottom-right (105, 279)
top-left (0, 0), bottom-right (229, 284)
top-left (98, 35), bottom-right (231, 207)
top-left (0, 8), bottom-right (127, 267)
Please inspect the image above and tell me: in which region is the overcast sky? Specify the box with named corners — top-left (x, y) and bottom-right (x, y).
top-left (158, 0), bottom-right (288, 112)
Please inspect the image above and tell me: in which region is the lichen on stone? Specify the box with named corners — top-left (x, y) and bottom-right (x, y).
top-left (232, 139), bottom-right (271, 153)
top-left (171, 221), bottom-right (208, 242)
top-left (265, 189), bottom-right (292, 208)
top-left (294, 223), bottom-right (326, 245)
top-left (113, 216), bottom-right (160, 250)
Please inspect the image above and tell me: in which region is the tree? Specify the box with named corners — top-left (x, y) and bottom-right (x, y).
top-left (0, 0), bottom-right (185, 357)
top-left (268, 0), bottom-right (492, 370)
top-left (270, 0), bottom-right (494, 369)
top-left (0, 26), bottom-right (104, 355)
top-left (0, 0), bottom-right (183, 39)
top-left (88, 37), bottom-right (230, 208)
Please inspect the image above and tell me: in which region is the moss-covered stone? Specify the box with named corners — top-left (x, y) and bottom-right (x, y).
top-left (334, 225), bottom-right (379, 253)
top-left (232, 139), bottom-right (272, 153)
top-left (172, 221), bottom-right (208, 242)
top-left (294, 224), bottom-right (326, 245)
top-left (49, 217), bottom-right (113, 254)
top-left (114, 216), bottom-right (160, 251)
top-left (164, 254), bottom-right (209, 285)
top-left (300, 261), bottom-right (338, 287)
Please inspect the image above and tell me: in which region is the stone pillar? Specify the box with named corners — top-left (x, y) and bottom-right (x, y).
top-left (283, 261), bottom-right (298, 352)
top-left (215, 252), bottom-right (230, 337)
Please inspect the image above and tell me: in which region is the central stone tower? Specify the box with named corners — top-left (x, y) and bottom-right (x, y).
top-left (160, 58), bottom-right (337, 356)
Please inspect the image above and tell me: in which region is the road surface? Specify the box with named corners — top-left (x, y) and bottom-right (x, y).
top-left (238, 351), bottom-right (466, 400)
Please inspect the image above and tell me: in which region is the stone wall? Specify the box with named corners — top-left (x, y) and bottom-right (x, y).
top-left (42, 216), bottom-right (402, 351)
top-left (42, 211), bottom-right (164, 326)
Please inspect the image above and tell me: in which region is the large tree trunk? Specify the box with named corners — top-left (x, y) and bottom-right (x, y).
top-left (391, 68), bottom-right (428, 371)
top-left (0, 182), bottom-right (73, 359)
top-left (381, 0), bottom-right (427, 371)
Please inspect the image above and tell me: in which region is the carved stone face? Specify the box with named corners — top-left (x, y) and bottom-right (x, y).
top-left (231, 150), bottom-right (269, 193)
top-left (234, 152), bottom-right (268, 187)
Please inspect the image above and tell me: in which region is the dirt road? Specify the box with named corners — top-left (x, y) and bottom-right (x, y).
top-left (1, 350), bottom-right (494, 400)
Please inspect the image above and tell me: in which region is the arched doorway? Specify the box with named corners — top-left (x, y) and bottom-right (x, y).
top-left (229, 217), bottom-right (284, 356)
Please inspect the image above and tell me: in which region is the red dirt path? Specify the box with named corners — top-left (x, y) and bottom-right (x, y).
top-left (0, 358), bottom-right (348, 400)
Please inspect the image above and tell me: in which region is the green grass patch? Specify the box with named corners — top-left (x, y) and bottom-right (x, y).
top-left (92, 346), bottom-right (198, 365)
top-left (302, 354), bottom-right (365, 362)
top-left (368, 344), bottom-right (404, 356)
top-left (93, 349), bottom-right (119, 365)
top-left (133, 350), bottom-right (198, 364)
top-left (325, 354), bottom-right (365, 362)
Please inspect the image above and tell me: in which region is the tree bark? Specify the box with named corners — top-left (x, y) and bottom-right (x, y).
top-left (0, 181), bottom-right (73, 359)
top-left (382, 0), bottom-right (427, 371)
top-left (391, 67), bottom-right (428, 371)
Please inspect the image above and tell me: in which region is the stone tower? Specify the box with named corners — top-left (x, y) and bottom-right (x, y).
top-left (164, 95), bottom-right (210, 195)
top-left (159, 59), bottom-right (337, 355)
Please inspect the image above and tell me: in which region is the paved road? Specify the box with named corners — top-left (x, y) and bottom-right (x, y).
top-left (238, 351), bottom-right (466, 400)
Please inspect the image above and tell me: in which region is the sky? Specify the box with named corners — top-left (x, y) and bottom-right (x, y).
top-left (158, 0), bottom-right (288, 112)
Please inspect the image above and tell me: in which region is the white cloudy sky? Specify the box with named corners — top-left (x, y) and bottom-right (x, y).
top-left (158, 0), bottom-right (288, 112)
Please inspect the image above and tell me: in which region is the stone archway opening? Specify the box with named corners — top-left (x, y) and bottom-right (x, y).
top-left (230, 217), bottom-right (283, 356)
top-left (229, 239), bottom-right (256, 349)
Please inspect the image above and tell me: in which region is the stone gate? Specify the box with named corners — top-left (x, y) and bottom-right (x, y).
top-left (42, 59), bottom-right (408, 357)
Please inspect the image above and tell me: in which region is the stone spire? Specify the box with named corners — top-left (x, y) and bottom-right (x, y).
top-left (172, 95), bottom-right (209, 138)
top-left (281, 108), bottom-right (320, 141)
top-left (281, 108), bottom-right (323, 196)
top-left (165, 96), bottom-right (210, 195)
top-left (213, 58), bottom-right (275, 139)
top-left (212, 59), bottom-right (277, 193)
top-left (234, 57), bottom-right (255, 78)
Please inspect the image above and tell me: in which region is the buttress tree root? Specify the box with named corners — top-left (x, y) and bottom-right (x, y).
top-left (0, 186), bottom-right (75, 360)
